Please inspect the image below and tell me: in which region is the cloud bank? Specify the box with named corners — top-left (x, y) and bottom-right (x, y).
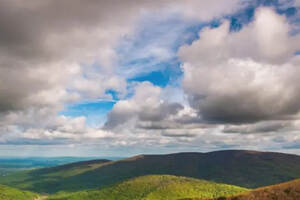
top-left (1, 0), bottom-right (300, 156)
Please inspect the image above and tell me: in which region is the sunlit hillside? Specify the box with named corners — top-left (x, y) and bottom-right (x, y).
top-left (47, 175), bottom-right (248, 200)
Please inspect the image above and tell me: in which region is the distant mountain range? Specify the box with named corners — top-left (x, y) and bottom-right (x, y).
top-left (0, 150), bottom-right (300, 194)
top-left (0, 156), bottom-right (123, 175)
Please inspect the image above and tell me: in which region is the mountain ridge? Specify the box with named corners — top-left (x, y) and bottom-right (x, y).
top-left (0, 150), bottom-right (299, 193)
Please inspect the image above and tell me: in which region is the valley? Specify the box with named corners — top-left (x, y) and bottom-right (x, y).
top-left (0, 150), bottom-right (299, 200)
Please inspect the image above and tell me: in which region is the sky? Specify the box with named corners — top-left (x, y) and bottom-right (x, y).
top-left (1, 0), bottom-right (300, 157)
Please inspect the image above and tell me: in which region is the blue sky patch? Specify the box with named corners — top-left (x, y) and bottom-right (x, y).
top-left (60, 101), bottom-right (116, 127)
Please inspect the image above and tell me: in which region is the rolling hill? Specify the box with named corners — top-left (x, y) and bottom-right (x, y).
top-left (185, 178), bottom-right (300, 200)
top-left (46, 175), bottom-right (248, 200)
top-left (220, 178), bottom-right (300, 200)
top-left (0, 184), bottom-right (38, 200)
top-left (0, 150), bottom-right (300, 193)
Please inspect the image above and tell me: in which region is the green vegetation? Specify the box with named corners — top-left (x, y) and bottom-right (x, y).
top-left (0, 150), bottom-right (300, 193)
top-left (0, 184), bottom-right (38, 200)
top-left (46, 175), bottom-right (248, 200)
top-left (0, 159), bottom-right (111, 193)
top-left (0, 151), bottom-right (299, 200)
top-left (186, 179), bottom-right (300, 200)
